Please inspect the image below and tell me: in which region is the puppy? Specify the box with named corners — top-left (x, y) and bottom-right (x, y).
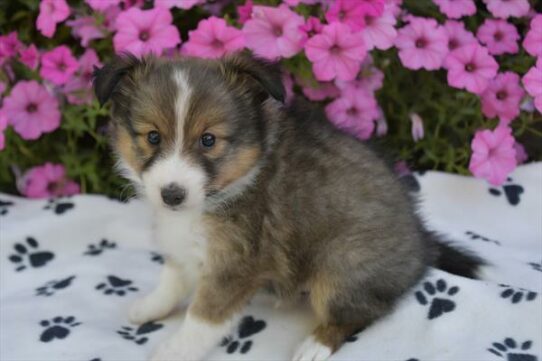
top-left (93, 53), bottom-right (482, 361)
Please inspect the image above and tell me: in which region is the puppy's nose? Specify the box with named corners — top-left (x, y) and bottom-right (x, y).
top-left (160, 184), bottom-right (186, 207)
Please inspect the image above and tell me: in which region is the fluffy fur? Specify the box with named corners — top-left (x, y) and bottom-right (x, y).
top-left (93, 53), bottom-right (483, 361)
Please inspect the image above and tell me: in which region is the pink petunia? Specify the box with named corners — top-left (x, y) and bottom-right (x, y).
top-left (237, 0), bottom-right (253, 25)
top-left (103, 5), bottom-right (122, 31)
top-left (0, 111), bottom-right (7, 151)
top-left (433, 0), bottom-right (476, 19)
top-left (18, 45), bottom-right (40, 70)
top-left (514, 142), bottom-right (528, 164)
top-left (243, 5), bottom-right (305, 60)
top-left (336, 56), bottom-right (384, 93)
top-left (2, 81), bottom-right (61, 140)
top-left (443, 20), bottom-right (477, 53)
top-left (481, 72), bottom-right (525, 124)
top-left (360, 0), bottom-right (386, 18)
top-left (114, 7), bottom-right (181, 57)
top-left (300, 17), bottom-right (324, 39)
top-left (469, 126), bottom-right (517, 186)
top-left (476, 19), bottom-right (519, 55)
top-left (395, 17), bottom-right (449, 70)
top-left (0, 32), bottom-right (22, 65)
top-left (154, 0), bottom-right (205, 10)
top-left (325, 88), bottom-right (379, 140)
top-left (36, 0), bottom-right (70, 38)
top-left (482, 0), bottom-right (530, 19)
top-left (183, 17), bottom-right (244, 59)
top-left (66, 16), bottom-right (105, 47)
top-left (305, 22), bottom-right (367, 82)
top-left (39, 46), bottom-right (79, 86)
top-left (410, 113), bottom-right (424, 142)
top-left (20, 163), bottom-right (80, 199)
top-left (63, 49), bottom-right (102, 105)
top-left (523, 59), bottom-right (542, 113)
top-left (325, 0), bottom-right (366, 31)
top-left (523, 15), bottom-right (542, 58)
top-left (0, 81), bottom-right (5, 95)
top-left (362, 3), bottom-right (397, 51)
top-left (445, 43), bottom-right (498, 94)
top-left (85, 0), bottom-right (121, 11)
top-left (298, 78), bottom-right (340, 101)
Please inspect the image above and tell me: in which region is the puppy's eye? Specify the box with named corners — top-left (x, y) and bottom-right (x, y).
top-left (147, 131), bottom-right (161, 145)
top-left (200, 133), bottom-right (216, 148)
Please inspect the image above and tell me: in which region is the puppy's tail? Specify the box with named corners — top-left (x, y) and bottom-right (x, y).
top-left (426, 232), bottom-right (485, 279)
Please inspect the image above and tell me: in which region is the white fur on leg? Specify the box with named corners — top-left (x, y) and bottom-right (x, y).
top-left (293, 336), bottom-right (333, 361)
top-left (151, 312), bottom-right (237, 361)
top-left (129, 261), bottom-right (188, 325)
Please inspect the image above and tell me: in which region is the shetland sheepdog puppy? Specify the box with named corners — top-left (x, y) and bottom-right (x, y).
top-left (93, 53), bottom-right (482, 361)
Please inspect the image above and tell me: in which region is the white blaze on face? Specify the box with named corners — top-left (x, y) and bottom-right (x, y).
top-left (141, 69), bottom-right (207, 210)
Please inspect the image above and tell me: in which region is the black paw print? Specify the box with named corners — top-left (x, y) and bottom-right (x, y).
top-left (415, 279), bottom-right (459, 320)
top-left (489, 178), bottom-right (524, 206)
top-left (84, 239), bottom-right (116, 256)
top-left (96, 275), bottom-right (138, 296)
top-left (8, 237), bottom-right (54, 272)
top-left (528, 261), bottom-right (542, 273)
top-left (36, 275), bottom-right (76, 296)
top-left (0, 199), bottom-right (14, 215)
top-left (44, 197), bottom-right (75, 215)
top-left (499, 285), bottom-right (538, 304)
top-left (488, 338), bottom-right (538, 361)
top-left (117, 321), bottom-right (164, 345)
top-left (39, 316), bottom-right (81, 342)
top-left (221, 316), bottom-right (266, 354)
top-left (150, 252), bottom-right (164, 264)
top-left (465, 231), bottom-right (501, 246)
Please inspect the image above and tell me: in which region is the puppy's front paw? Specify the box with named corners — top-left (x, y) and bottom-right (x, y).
top-left (151, 339), bottom-right (183, 361)
top-left (129, 296), bottom-right (170, 325)
top-left (292, 336), bottom-right (332, 361)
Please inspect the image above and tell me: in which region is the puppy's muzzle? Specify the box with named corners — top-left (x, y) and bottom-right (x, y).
top-left (161, 184), bottom-right (186, 207)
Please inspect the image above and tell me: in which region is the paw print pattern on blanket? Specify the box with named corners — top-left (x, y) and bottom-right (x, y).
top-left (415, 279), bottom-right (459, 320)
top-left (221, 316), bottom-right (267, 354)
top-left (117, 321), bottom-right (164, 345)
top-left (150, 252), bottom-right (165, 265)
top-left (36, 275), bottom-right (76, 296)
top-left (0, 199), bottom-right (14, 215)
top-left (488, 338), bottom-right (538, 361)
top-left (8, 237), bottom-right (54, 272)
top-left (44, 198), bottom-right (75, 215)
top-left (84, 239), bottom-right (116, 256)
top-left (39, 316), bottom-right (81, 342)
top-left (499, 285), bottom-right (538, 304)
top-left (528, 261), bottom-right (542, 273)
top-left (489, 178), bottom-right (524, 206)
top-left (466, 231), bottom-right (501, 246)
top-left (96, 275), bottom-right (138, 296)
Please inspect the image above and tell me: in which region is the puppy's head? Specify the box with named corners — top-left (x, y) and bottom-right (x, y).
top-left (93, 53), bottom-right (284, 211)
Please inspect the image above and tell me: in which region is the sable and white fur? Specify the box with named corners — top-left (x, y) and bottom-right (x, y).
top-left (93, 53), bottom-right (482, 361)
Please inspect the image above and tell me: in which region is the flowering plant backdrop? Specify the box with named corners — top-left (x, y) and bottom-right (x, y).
top-left (0, 0), bottom-right (540, 198)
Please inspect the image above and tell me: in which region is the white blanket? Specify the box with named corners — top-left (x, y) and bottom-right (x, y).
top-left (1, 163), bottom-right (541, 361)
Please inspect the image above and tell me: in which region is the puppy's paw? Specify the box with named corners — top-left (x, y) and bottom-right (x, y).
top-left (292, 336), bottom-right (332, 361)
top-left (129, 296), bottom-right (170, 325)
top-left (151, 339), bottom-right (183, 361)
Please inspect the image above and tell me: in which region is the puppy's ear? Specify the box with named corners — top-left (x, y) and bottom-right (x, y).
top-left (221, 53), bottom-right (285, 103)
top-left (92, 53), bottom-right (142, 107)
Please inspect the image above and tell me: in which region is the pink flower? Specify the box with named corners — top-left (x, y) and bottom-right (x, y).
top-left (482, 0), bottom-right (530, 18)
top-left (443, 20), bottom-right (477, 53)
top-left (18, 45), bottom-right (40, 70)
top-left (2, 81), bottom-right (61, 140)
top-left (85, 0), bottom-right (121, 11)
top-left (114, 7), bottom-right (181, 57)
top-left (299, 79), bottom-right (340, 101)
top-left (0, 81), bottom-right (5, 95)
top-left (523, 15), bottom-right (542, 57)
top-left (410, 113), bottom-right (424, 142)
top-left (375, 111), bottom-right (388, 136)
top-left (39, 46), bottom-right (79, 86)
top-left (476, 19), bottom-right (519, 55)
top-left (481, 72), bottom-right (524, 124)
top-left (445, 43), bottom-right (498, 94)
top-left (36, 0), bottom-right (70, 38)
top-left (325, 0), bottom-right (366, 31)
top-left (325, 89), bottom-right (379, 140)
top-left (335, 57), bottom-right (384, 93)
top-left (243, 5), bottom-right (305, 60)
top-left (21, 163), bottom-right (80, 199)
top-left (360, 0), bottom-right (386, 17)
top-left (183, 17), bottom-right (244, 59)
top-left (362, 4), bottom-right (397, 50)
top-left (282, 72), bottom-right (295, 104)
top-left (514, 142), bottom-right (528, 164)
top-left (305, 22), bottom-right (367, 81)
top-left (0, 112), bottom-right (7, 151)
top-left (103, 5), bottom-right (122, 31)
top-left (154, 0), bottom-right (205, 10)
top-left (63, 49), bottom-right (102, 105)
top-left (395, 17), bottom-right (449, 70)
top-left (0, 32), bottom-right (22, 65)
top-left (469, 126), bottom-right (516, 186)
top-left (300, 17), bottom-right (324, 39)
top-left (66, 16), bottom-right (105, 47)
top-left (237, 0), bottom-right (253, 25)
top-left (433, 0), bottom-right (476, 19)
top-left (523, 59), bottom-right (542, 113)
